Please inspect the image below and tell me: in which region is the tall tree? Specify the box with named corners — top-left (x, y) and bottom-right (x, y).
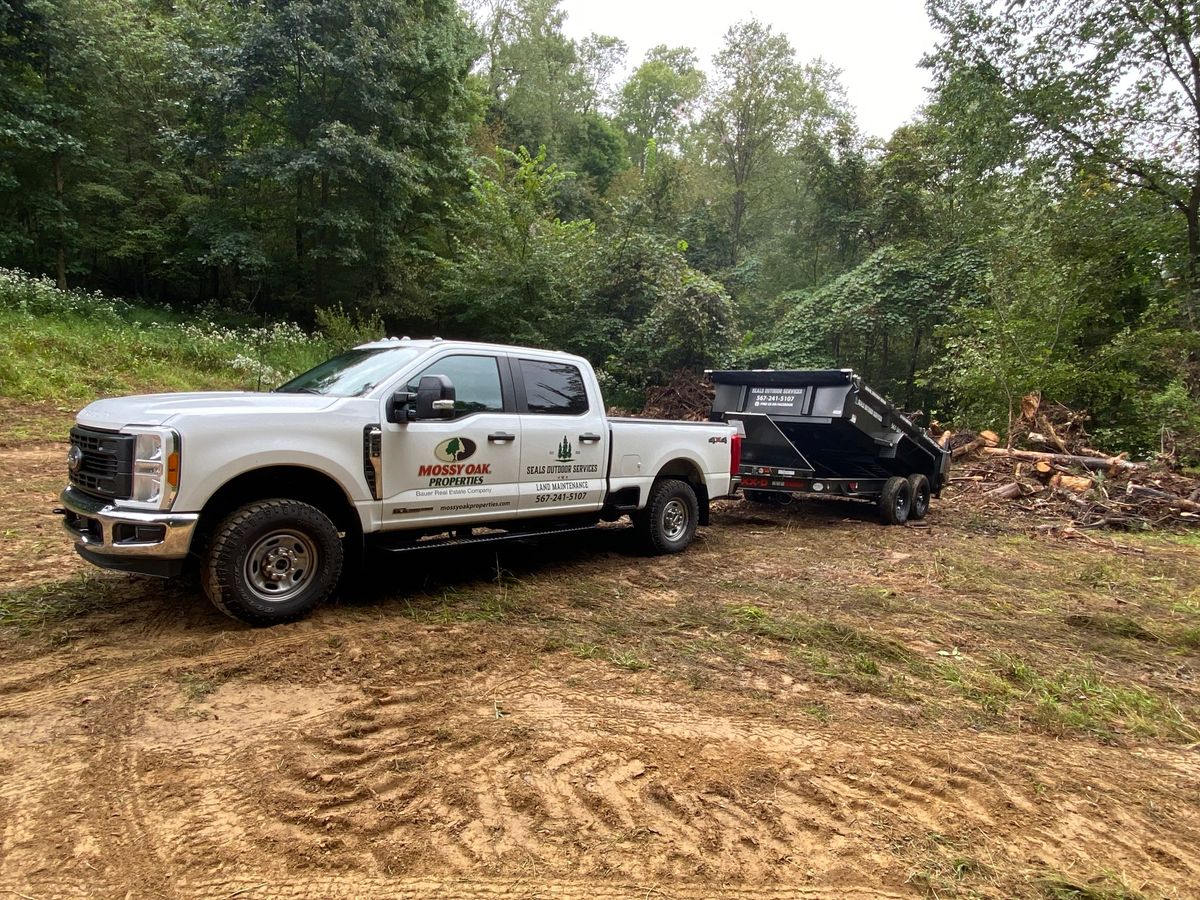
top-left (928, 0), bottom-right (1200, 328)
top-left (697, 21), bottom-right (843, 268)
top-left (178, 0), bottom-right (476, 309)
top-left (617, 46), bottom-right (705, 172)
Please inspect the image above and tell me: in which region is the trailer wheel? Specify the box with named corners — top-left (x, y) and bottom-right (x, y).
top-left (907, 474), bottom-right (931, 520)
top-left (878, 476), bottom-right (912, 525)
top-left (635, 478), bottom-right (699, 554)
top-left (201, 499), bottom-right (343, 626)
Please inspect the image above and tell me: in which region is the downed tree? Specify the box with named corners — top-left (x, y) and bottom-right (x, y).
top-left (980, 446), bottom-right (1146, 473)
top-left (931, 395), bottom-right (1199, 530)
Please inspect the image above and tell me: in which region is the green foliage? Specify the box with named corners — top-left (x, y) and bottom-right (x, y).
top-left (0, 2), bottom-right (1197, 459)
top-left (0, 268), bottom-right (329, 402)
top-left (438, 146), bottom-right (596, 352)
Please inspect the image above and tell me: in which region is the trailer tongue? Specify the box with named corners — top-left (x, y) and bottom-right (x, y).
top-left (708, 369), bottom-right (951, 524)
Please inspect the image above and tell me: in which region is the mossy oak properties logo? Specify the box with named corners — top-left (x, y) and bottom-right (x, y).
top-left (435, 436), bottom-right (477, 462)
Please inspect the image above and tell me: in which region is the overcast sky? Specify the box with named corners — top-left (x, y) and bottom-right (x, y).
top-left (558, 0), bottom-right (940, 140)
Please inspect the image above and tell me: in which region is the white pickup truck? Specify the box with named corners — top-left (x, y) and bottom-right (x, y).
top-left (59, 339), bottom-right (741, 624)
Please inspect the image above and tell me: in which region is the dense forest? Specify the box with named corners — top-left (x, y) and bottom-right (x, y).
top-left (2, 0), bottom-right (1198, 460)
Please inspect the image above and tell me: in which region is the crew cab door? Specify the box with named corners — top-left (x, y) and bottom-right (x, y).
top-left (379, 352), bottom-right (521, 529)
top-left (512, 356), bottom-right (608, 515)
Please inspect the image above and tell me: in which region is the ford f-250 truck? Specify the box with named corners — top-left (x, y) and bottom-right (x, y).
top-left (58, 340), bottom-right (741, 625)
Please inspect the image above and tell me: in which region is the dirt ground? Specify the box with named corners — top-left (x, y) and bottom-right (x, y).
top-left (2, 423), bottom-right (1200, 898)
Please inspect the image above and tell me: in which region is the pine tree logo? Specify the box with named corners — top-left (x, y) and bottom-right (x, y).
top-left (556, 435), bottom-right (574, 461)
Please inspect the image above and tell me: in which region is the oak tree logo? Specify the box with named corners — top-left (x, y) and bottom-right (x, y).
top-left (435, 436), bottom-right (477, 462)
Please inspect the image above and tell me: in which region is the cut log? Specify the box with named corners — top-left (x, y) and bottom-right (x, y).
top-left (979, 447), bottom-right (1146, 472)
top-left (1020, 392), bottom-right (1041, 420)
top-left (984, 482), bottom-right (1024, 500)
top-left (1125, 483), bottom-right (1200, 513)
top-left (951, 438), bottom-right (985, 460)
top-left (1050, 473), bottom-right (1093, 493)
top-left (980, 429), bottom-right (1000, 446)
top-left (937, 429), bottom-right (953, 449)
top-left (1033, 461), bottom-right (1055, 479)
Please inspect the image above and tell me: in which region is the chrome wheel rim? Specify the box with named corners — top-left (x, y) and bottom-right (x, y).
top-left (244, 529), bottom-right (318, 602)
top-left (895, 493), bottom-right (909, 518)
top-left (662, 498), bottom-right (689, 541)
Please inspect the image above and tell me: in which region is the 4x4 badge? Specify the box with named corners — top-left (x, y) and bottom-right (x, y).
top-left (435, 437), bottom-right (477, 462)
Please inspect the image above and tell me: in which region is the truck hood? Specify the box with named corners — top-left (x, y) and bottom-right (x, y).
top-left (76, 392), bottom-right (340, 431)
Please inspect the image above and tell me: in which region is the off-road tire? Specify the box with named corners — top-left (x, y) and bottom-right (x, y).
top-left (635, 478), bottom-right (700, 554)
top-left (878, 476), bottom-right (912, 526)
top-left (907, 474), bottom-right (931, 520)
top-left (201, 499), bottom-right (343, 626)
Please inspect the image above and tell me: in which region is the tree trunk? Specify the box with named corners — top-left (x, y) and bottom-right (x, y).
top-left (904, 328), bottom-right (922, 408)
top-left (979, 446), bottom-right (1146, 472)
top-left (729, 188), bottom-right (745, 267)
top-left (1186, 199), bottom-right (1199, 330)
top-left (53, 151), bottom-right (67, 290)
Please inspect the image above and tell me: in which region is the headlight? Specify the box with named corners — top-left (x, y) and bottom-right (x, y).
top-left (122, 427), bottom-right (180, 508)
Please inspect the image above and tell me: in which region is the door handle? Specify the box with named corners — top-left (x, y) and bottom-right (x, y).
top-left (488, 432), bottom-right (516, 443)
top-left (579, 433), bottom-right (602, 443)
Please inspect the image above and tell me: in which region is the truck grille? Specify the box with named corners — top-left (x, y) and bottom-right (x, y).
top-left (69, 426), bottom-right (134, 499)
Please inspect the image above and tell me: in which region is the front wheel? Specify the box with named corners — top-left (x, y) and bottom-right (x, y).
top-left (635, 478), bottom-right (700, 554)
top-left (201, 499), bottom-right (343, 626)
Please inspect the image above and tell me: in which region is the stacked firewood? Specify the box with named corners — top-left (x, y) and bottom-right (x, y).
top-left (936, 393), bottom-right (1200, 529)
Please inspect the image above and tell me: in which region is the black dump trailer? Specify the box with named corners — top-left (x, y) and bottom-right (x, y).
top-left (708, 369), bottom-right (950, 524)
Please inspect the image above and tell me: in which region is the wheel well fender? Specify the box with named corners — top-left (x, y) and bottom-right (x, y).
top-left (198, 466), bottom-right (363, 548)
top-left (654, 457), bottom-right (710, 525)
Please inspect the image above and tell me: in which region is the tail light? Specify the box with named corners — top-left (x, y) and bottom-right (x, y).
top-left (730, 432), bottom-right (742, 476)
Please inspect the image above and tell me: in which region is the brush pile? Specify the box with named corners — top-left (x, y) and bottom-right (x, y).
top-left (939, 393), bottom-right (1200, 529)
top-left (639, 371), bottom-right (714, 421)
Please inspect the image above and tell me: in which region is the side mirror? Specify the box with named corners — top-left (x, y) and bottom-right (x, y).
top-left (414, 374), bottom-right (456, 419)
top-left (386, 390), bottom-right (415, 424)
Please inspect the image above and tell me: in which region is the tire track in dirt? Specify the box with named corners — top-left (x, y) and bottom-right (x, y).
top-left (0, 874), bottom-right (912, 900)
top-left (0, 622), bottom-right (360, 715)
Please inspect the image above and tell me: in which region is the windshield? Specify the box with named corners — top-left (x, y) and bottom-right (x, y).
top-left (274, 347), bottom-right (425, 397)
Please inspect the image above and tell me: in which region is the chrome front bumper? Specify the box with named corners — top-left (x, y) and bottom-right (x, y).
top-left (59, 486), bottom-right (198, 562)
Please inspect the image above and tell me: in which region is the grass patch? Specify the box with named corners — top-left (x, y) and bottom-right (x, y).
top-left (1064, 613), bottom-right (1159, 642)
top-left (0, 573), bottom-right (122, 633)
top-left (0, 267), bottom-right (381, 407)
top-left (1035, 871), bottom-right (1145, 899)
top-left (726, 604), bottom-right (919, 668)
top-left (177, 672), bottom-right (221, 703)
top-left (609, 649), bottom-right (649, 671)
top-left (944, 651), bottom-right (1198, 742)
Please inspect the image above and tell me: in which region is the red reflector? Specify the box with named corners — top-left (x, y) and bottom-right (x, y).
top-left (730, 432), bottom-right (742, 476)
top-left (782, 479), bottom-right (806, 490)
top-left (848, 481), bottom-right (858, 491)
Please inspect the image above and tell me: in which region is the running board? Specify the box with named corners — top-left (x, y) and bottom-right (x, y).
top-left (375, 524), bottom-right (601, 554)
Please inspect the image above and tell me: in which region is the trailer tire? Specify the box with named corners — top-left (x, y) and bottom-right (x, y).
top-left (201, 499), bottom-right (343, 626)
top-left (907, 474), bottom-right (931, 520)
top-left (635, 478), bottom-right (699, 554)
top-left (878, 476), bottom-right (912, 525)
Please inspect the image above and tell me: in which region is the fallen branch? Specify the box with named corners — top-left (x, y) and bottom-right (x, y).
top-left (980, 447), bottom-right (1146, 472)
top-left (1125, 483), bottom-right (1200, 514)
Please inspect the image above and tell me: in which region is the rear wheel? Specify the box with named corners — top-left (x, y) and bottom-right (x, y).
top-left (635, 478), bottom-right (699, 554)
top-left (907, 474), bottom-right (931, 520)
top-left (201, 499), bottom-right (343, 626)
top-left (878, 476), bottom-right (912, 525)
